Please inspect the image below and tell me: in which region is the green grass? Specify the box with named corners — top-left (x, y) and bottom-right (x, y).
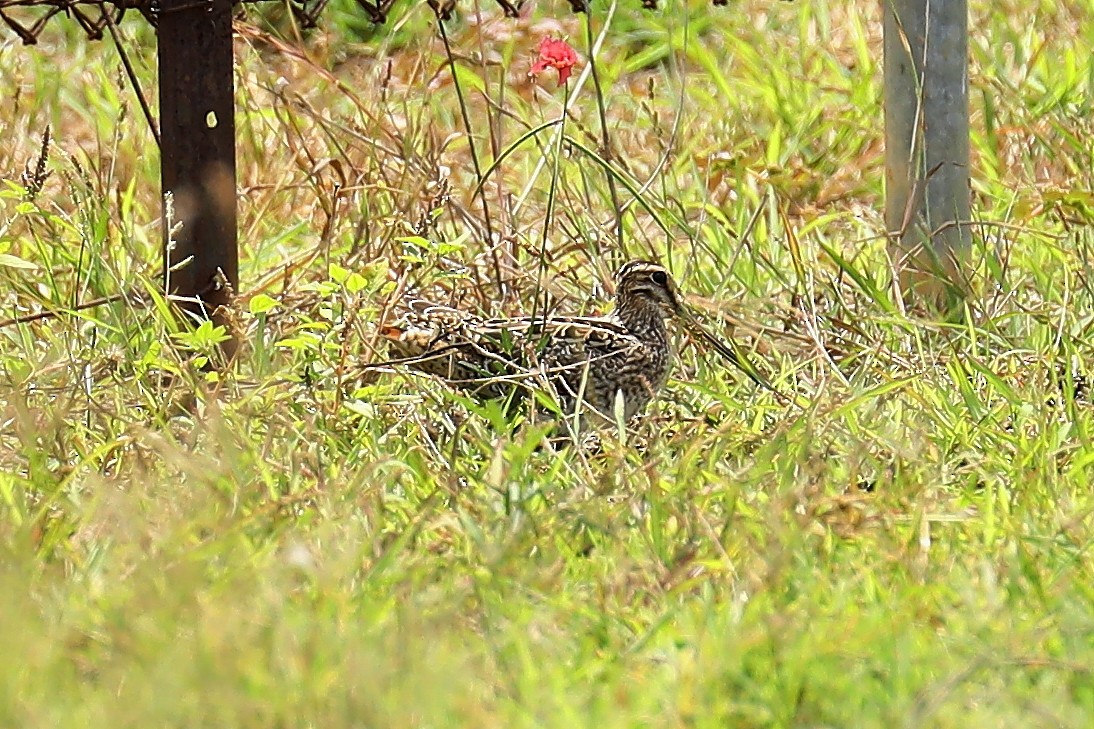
top-left (2, 0), bottom-right (1094, 726)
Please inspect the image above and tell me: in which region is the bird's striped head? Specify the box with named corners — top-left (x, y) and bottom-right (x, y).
top-left (613, 260), bottom-right (683, 316)
top-left (613, 259), bottom-right (768, 391)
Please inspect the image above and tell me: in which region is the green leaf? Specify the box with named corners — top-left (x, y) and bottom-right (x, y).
top-left (328, 263), bottom-right (350, 284)
top-left (395, 235), bottom-right (431, 249)
top-left (0, 253), bottom-right (38, 270)
top-left (0, 180), bottom-right (27, 198)
top-left (172, 319), bottom-right (231, 351)
top-left (343, 400), bottom-right (377, 418)
top-left (344, 272), bottom-right (368, 295)
top-left (248, 294), bottom-right (279, 315)
top-left (450, 64), bottom-right (486, 95)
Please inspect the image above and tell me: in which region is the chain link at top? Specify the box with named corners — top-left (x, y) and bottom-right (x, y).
top-left (0, 0), bottom-right (735, 44)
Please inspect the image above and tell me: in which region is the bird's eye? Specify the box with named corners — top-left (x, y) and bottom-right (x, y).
top-left (651, 270), bottom-right (668, 286)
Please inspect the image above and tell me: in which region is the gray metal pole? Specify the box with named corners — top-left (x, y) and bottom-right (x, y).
top-left (883, 0), bottom-right (970, 304)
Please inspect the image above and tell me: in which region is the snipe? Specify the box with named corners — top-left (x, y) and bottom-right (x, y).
top-left (378, 260), bottom-right (769, 431)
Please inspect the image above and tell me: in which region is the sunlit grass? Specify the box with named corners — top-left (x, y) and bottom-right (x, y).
top-left (1, 0), bottom-right (1093, 726)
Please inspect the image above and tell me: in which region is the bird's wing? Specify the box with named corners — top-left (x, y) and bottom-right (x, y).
top-left (379, 298), bottom-right (484, 352)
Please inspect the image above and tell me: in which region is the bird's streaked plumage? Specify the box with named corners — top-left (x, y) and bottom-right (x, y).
top-left (378, 260), bottom-right (766, 430)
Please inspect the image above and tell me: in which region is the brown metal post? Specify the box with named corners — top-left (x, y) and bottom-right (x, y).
top-left (158, 0), bottom-right (238, 353)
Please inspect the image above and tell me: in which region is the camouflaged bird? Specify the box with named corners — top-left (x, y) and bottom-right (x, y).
top-left (378, 260), bottom-right (768, 430)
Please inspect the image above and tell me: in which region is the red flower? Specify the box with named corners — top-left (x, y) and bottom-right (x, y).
top-left (530, 37), bottom-right (579, 86)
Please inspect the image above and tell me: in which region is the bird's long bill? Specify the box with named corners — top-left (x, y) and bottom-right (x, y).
top-left (679, 309), bottom-right (776, 393)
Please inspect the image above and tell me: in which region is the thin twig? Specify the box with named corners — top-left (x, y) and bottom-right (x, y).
top-left (0, 292), bottom-right (126, 329)
top-left (434, 9), bottom-right (502, 291)
top-left (583, 1), bottom-right (624, 263)
top-left (98, 1), bottom-right (160, 147)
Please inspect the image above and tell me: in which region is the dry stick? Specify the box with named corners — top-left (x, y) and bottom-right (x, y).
top-left (1, 267), bottom-right (240, 331)
top-left (98, 2), bottom-right (160, 147)
top-left (528, 99), bottom-right (567, 336)
top-left (0, 293), bottom-right (127, 329)
top-left (583, 3), bottom-right (625, 263)
top-left (616, 8), bottom-right (688, 234)
top-left (434, 11), bottom-right (503, 291)
top-left (470, 0), bottom-right (508, 238)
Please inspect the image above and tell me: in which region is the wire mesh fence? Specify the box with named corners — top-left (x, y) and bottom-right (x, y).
top-left (0, 0), bottom-right (312, 42)
top-left (0, 0), bottom-right (617, 44)
top-left (0, 0), bottom-right (740, 44)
